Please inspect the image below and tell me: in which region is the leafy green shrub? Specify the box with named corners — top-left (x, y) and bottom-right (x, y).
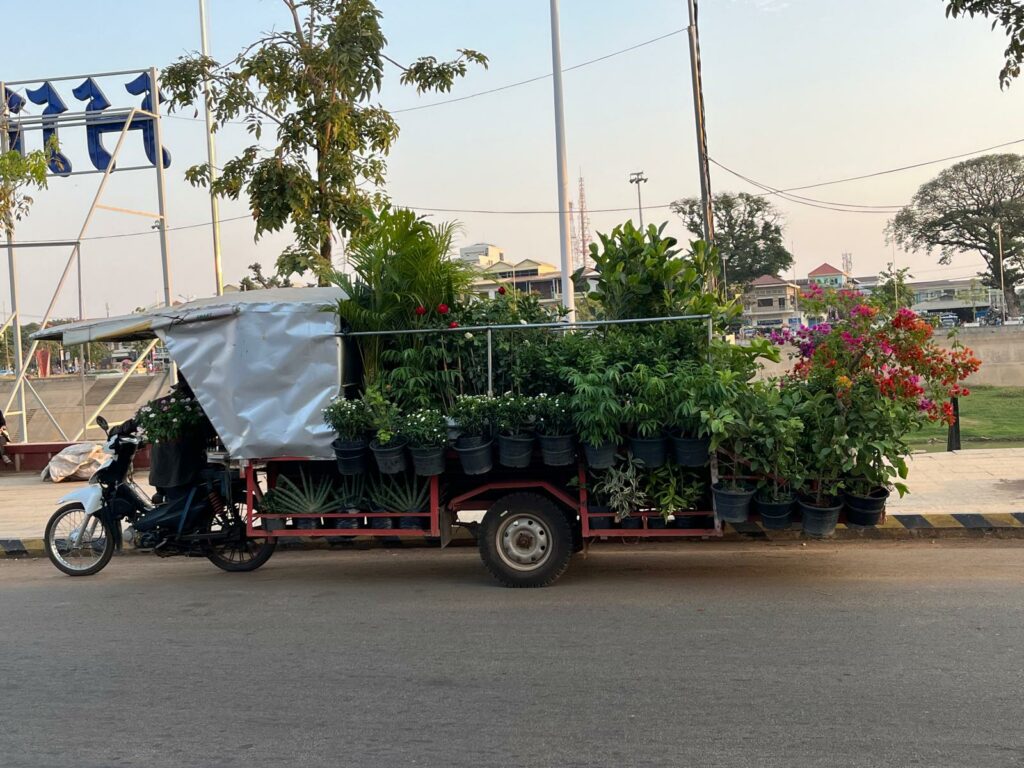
top-left (322, 397), bottom-right (373, 441)
top-left (493, 393), bottom-right (536, 436)
top-left (364, 385), bottom-right (403, 446)
top-left (589, 454), bottom-right (646, 522)
top-left (401, 408), bottom-right (449, 449)
top-left (644, 464), bottom-right (704, 520)
top-left (566, 365), bottom-right (624, 447)
top-left (534, 393), bottom-right (574, 436)
top-left (449, 394), bottom-right (495, 438)
top-left (369, 473), bottom-right (431, 512)
top-left (621, 364), bottom-right (670, 438)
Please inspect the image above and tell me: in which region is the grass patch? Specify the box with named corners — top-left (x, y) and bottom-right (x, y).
top-left (907, 386), bottom-right (1024, 448)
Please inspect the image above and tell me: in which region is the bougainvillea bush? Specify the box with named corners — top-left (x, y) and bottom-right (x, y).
top-left (771, 286), bottom-right (980, 502)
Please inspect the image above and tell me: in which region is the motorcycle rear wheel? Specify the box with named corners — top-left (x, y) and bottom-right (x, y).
top-left (45, 503), bottom-right (115, 577)
top-left (202, 504), bottom-right (276, 573)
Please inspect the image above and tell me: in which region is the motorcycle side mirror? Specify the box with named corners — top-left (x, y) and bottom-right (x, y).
top-left (96, 416), bottom-right (109, 435)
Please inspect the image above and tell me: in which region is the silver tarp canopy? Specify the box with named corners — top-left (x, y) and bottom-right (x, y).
top-left (34, 288), bottom-right (345, 460)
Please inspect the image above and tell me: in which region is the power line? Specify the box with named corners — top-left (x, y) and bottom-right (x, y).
top-left (162, 28), bottom-right (686, 125)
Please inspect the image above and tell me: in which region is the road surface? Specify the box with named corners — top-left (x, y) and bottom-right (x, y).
top-left (1, 542), bottom-right (1022, 767)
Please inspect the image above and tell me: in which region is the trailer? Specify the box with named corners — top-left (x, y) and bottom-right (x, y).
top-left (37, 288), bottom-right (816, 588)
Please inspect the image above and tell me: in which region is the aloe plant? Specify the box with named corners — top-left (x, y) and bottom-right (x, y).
top-left (263, 471), bottom-right (339, 517)
top-left (368, 474), bottom-right (431, 513)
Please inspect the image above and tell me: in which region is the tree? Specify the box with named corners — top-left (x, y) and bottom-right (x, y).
top-left (239, 263), bottom-right (288, 291)
top-left (0, 139), bottom-right (50, 238)
top-left (873, 265), bottom-right (915, 314)
top-left (163, 0), bottom-right (486, 282)
top-left (889, 154), bottom-right (1024, 315)
top-left (671, 192), bottom-right (793, 290)
top-left (946, 1), bottom-right (1024, 88)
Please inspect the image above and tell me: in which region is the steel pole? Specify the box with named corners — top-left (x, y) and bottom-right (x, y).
top-left (687, 0), bottom-right (717, 288)
top-left (149, 67), bottom-right (173, 308)
top-left (199, 0), bottom-right (224, 296)
top-left (548, 0), bottom-right (576, 321)
top-left (997, 223), bottom-right (1007, 322)
top-left (1, 82), bottom-right (27, 441)
top-left (636, 182), bottom-right (644, 228)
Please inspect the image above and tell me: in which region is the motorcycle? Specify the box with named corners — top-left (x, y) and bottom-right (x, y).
top-left (43, 416), bottom-right (276, 577)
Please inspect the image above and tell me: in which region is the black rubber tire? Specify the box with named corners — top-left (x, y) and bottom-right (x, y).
top-left (202, 505), bottom-right (277, 573)
top-left (478, 492), bottom-right (573, 588)
top-left (44, 503), bottom-right (115, 577)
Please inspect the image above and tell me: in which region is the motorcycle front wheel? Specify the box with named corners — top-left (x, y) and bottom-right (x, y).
top-left (202, 504), bottom-right (277, 573)
top-left (45, 503), bottom-right (115, 577)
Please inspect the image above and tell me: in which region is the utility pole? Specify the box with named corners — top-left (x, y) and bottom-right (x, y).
top-left (687, 0), bottom-right (717, 289)
top-left (548, 0), bottom-right (576, 321)
top-left (629, 171), bottom-right (648, 228)
top-left (996, 222), bottom-right (1008, 322)
top-left (199, 0), bottom-right (224, 295)
top-left (1, 82), bottom-right (27, 441)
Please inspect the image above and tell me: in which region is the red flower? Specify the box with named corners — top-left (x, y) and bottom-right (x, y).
top-left (437, 303), bottom-right (450, 315)
top-left (497, 286), bottom-right (506, 295)
top-left (414, 305), bottom-right (427, 316)
top-left (448, 321), bottom-right (459, 329)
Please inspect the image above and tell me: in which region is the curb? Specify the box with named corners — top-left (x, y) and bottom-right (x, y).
top-left (4, 514), bottom-right (1023, 559)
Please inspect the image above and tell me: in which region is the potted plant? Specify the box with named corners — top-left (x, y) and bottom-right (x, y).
top-left (267, 470), bottom-right (338, 531)
top-left (667, 365), bottom-right (713, 467)
top-left (494, 393), bottom-right (536, 468)
top-left (322, 396), bottom-right (373, 474)
top-left (365, 386), bottom-right (408, 474)
top-left (644, 464), bottom-right (705, 530)
top-left (746, 383), bottom-right (804, 530)
top-left (332, 473), bottom-right (365, 534)
top-left (622, 364), bottom-right (670, 468)
top-left (450, 394), bottom-right (495, 475)
top-left (369, 474), bottom-right (431, 531)
top-left (794, 387), bottom-right (850, 537)
top-left (589, 454), bottom-right (646, 529)
top-left (842, 389), bottom-right (912, 526)
top-left (534, 393), bottom-right (576, 466)
top-left (402, 408), bottom-right (449, 476)
top-left (702, 374), bottom-right (757, 524)
top-left (567, 366), bottom-right (623, 469)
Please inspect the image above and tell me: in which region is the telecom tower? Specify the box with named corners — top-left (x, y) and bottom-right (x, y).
top-left (573, 174), bottom-right (593, 270)
top-left (841, 252), bottom-right (853, 277)
top-left (569, 201), bottom-right (579, 271)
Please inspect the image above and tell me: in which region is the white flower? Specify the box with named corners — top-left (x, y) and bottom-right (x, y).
top-left (464, 332), bottom-right (474, 340)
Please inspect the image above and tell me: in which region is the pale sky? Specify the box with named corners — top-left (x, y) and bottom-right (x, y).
top-left (3, 0), bottom-right (1021, 320)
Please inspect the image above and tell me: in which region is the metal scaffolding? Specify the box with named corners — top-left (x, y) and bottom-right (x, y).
top-left (0, 67), bottom-right (173, 443)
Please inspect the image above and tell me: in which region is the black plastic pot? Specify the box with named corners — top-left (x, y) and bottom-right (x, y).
top-left (370, 438), bottom-right (408, 475)
top-left (582, 441), bottom-right (617, 469)
top-left (755, 495), bottom-right (795, 530)
top-left (647, 514), bottom-right (667, 530)
top-left (670, 434), bottom-right (710, 467)
top-left (628, 434), bottom-right (668, 468)
top-left (398, 514), bottom-right (428, 531)
top-left (842, 488), bottom-right (889, 527)
top-left (409, 445), bottom-right (446, 476)
top-left (332, 436), bottom-right (368, 475)
top-left (334, 510), bottom-right (361, 532)
top-left (618, 515), bottom-right (643, 530)
top-left (799, 499), bottom-right (843, 538)
top-left (538, 434), bottom-right (575, 466)
top-left (455, 436), bottom-right (493, 475)
top-left (587, 504), bottom-right (614, 531)
top-left (292, 516), bottom-right (321, 531)
top-left (673, 513), bottom-right (712, 529)
top-left (497, 433), bottom-right (534, 469)
top-left (369, 516), bottom-right (394, 530)
top-left (712, 484), bottom-right (756, 524)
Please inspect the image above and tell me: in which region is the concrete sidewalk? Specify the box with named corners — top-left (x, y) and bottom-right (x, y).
top-left (0, 449), bottom-right (1021, 544)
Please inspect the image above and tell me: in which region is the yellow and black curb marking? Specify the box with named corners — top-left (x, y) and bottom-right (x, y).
top-left (3, 514), bottom-right (1023, 558)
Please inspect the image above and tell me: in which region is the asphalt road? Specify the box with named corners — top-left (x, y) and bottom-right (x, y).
top-left (1, 542), bottom-right (1023, 768)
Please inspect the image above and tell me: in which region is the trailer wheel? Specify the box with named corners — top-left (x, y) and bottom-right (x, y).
top-left (479, 493), bottom-right (572, 588)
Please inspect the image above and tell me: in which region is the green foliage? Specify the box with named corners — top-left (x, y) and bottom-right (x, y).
top-left (745, 382), bottom-right (805, 502)
top-left (589, 455), bottom-right (646, 522)
top-left (533, 393), bottom-right (574, 436)
top-left (565, 365), bottom-right (624, 447)
top-left (700, 370), bottom-right (760, 489)
top-left (946, 1), bottom-right (1024, 88)
top-left (363, 384), bottom-right (402, 446)
top-left (368, 473), bottom-right (430, 512)
top-left (239, 262), bottom-right (289, 290)
top-left (136, 392), bottom-right (205, 444)
top-left (493, 393), bottom-right (536, 436)
top-left (450, 394), bottom-right (495, 438)
top-left (381, 344), bottom-right (461, 412)
top-left (792, 384), bottom-right (852, 506)
top-left (400, 408), bottom-right (448, 449)
top-left (889, 153), bottom-right (1024, 315)
top-left (162, 0), bottom-right (486, 279)
top-left (621, 364), bottom-right (670, 438)
top-left (263, 471), bottom-right (339, 516)
top-left (643, 464), bottom-right (704, 520)
top-left (843, 381), bottom-right (913, 498)
top-left (872, 265), bottom-right (916, 314)
top-left (0, 138), bottom-right (52, 237)
top-left (322, 396), bottom-right (372, 441)
top-left (334, 473), bottom-right (366, 509)
top-left (671, 192), bottom-right (794, 291)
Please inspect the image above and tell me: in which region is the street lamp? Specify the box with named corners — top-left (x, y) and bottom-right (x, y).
top-left (995, 222), bottom-right (1008, 323)
top-left (629, 171), bottom-right (648, 228)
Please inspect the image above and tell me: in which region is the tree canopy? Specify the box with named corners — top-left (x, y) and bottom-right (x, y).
top-left (671, 192), bottom-right (793, 292)
top-left (889, 153), bottom-right (1024, 315)
top-left (946, 1), bottom-right (1024, 88)
top-left (163, 0), bottom-right (486, 282)
top-left (0, 139), bottom-right (50, 238)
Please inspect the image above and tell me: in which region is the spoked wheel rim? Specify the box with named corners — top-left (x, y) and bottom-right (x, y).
top-left (205, 505), bottom-right (271, 567)
top-left (47, 508), bottom-right (109, 573)
top-left (496, 513), bottom-right (553, 572)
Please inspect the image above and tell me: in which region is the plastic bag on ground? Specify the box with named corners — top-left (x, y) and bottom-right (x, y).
top-left (41, 443), bottom-right (111, 483)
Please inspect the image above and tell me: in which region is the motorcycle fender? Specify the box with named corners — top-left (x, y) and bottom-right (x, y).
top-left (57, 486), bottom-right (104, 517)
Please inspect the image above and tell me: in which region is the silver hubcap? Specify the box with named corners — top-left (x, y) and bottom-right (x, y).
top-left (49, 508), bottom-right (106, 572)
top-left (497, 513), bottom-right (552, 572)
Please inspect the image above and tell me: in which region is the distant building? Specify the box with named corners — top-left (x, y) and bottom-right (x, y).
top-left (742, 275), bottom-right (804, 329)
top-left (459, 243), bottom-right (505, 268)
top-left (856, 275), bottom-right (1004, 321)
top-left (472, 258), bottom-right (566, 302)
top-left (806, 262), bottom-right (851, 288)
